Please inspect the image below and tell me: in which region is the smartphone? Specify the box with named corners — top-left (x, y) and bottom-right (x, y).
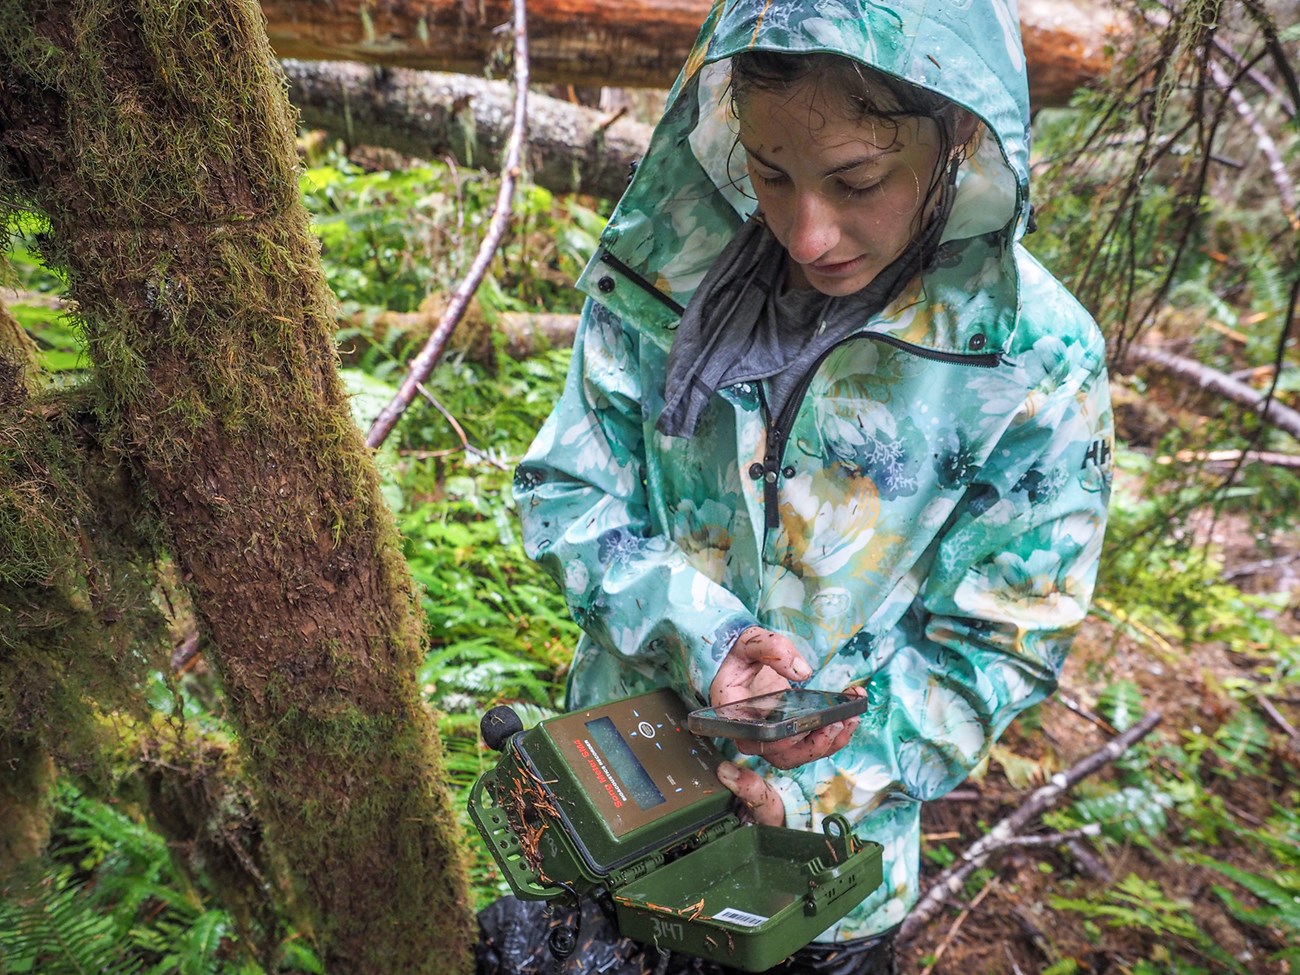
top-left (687, 688), bottom-right (869, 742)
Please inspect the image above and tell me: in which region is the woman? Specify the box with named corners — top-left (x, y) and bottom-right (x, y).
top-left (505, 0), bottom-right (1113, 969)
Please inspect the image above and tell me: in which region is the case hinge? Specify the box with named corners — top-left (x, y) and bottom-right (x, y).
top-left (802, 815), bottom-right (862, 917)
top-left (607, 814), bottom-right (741, 890)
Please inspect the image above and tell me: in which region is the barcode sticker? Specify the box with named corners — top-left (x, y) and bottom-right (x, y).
top-left (712, 907), bottom-right (769, 927)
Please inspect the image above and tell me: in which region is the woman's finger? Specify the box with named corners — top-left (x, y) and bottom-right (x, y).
top-left (716, 760), bottom-right (785, 826)
top-left (760, 716), bottom-right (861, 769)
top-left (733, 627), bottom-right (811, 683)
top-left (733, 729), bottom-right (810, 757)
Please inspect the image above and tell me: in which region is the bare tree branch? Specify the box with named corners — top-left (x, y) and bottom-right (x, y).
top-left (1210, 59), bottom-right (1298, 227)
top-left (1253, 692), bottom-right (1300, 748)
top-left (1155, 448), bottom-right (1300, 470)
top-left (366, 0), bottom-right (530, 448)
top-left (899, 710), bottom-right (1163, 943)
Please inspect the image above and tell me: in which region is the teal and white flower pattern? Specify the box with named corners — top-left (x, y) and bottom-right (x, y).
top-left (516, 0), bottom-right (1113, 941)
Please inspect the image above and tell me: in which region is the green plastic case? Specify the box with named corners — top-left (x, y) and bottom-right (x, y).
top-left (467, 689), bottom-right (883, 972)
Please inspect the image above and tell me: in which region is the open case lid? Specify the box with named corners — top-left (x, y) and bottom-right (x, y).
top-left (511, 688), bottom-right (735, 875)
top-left (468, 689), bottom-right (885, 971)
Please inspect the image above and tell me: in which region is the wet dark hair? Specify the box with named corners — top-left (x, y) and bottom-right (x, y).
top-left (731, 50), bottom-right (963, 124)
top-left (729, 50), bottom-right (975, 236)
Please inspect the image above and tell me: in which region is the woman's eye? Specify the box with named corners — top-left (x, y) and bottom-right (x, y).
top-left (755, 171), bottom-right (787, 188)
top-left (840, 179), bottom-right (884, 198)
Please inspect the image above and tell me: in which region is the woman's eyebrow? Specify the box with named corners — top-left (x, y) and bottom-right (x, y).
top-left (823, 150), bottom-right (897, 177)
top-left (743, 144), bottom-right (897, 177)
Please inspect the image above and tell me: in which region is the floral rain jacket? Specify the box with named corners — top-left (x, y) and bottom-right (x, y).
top-left (514, 0), bottom-right (1114, 939)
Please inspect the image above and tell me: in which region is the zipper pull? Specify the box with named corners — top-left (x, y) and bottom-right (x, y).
top-left (749, 458), bottom-right (781, 530)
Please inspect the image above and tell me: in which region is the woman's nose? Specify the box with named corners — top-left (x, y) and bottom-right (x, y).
top-left (784, 191), bottom-right (839, 265)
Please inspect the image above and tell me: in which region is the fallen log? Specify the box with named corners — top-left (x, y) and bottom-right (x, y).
top-left (1126, 345), bottom-right (1300, 443)
top-left (264, 0), bottom-right (1121, 106)
top-left (285, 60), bottom-right (650, 201)
top-left (342, 305), bottom-right (579, 365)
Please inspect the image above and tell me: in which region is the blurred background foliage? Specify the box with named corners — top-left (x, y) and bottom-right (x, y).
top-left (3, 0), bottom-right (1299, 970)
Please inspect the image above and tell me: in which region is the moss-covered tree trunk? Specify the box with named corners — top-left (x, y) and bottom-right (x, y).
top-left (0, 2), bottom-right (475, 971)
top-left (0, 304), bottom-right (56, 877)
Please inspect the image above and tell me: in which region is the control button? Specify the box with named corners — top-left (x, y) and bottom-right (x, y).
top-left (638, 721), bottom-right (655, 738)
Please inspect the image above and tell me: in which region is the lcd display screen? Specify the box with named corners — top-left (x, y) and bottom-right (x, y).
top-left (585, 717), bottom-right (666, 810)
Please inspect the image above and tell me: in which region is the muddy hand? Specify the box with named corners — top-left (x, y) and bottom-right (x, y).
top-left (709, 626), bottom-right (810, 707)
top-left (709, 628), bottom-right (863, 768)
top-left (716, 760), bottom-right (785, 827)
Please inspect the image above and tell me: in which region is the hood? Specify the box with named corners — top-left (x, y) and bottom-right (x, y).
top-left (576, 0), bottom-right (1033, 356)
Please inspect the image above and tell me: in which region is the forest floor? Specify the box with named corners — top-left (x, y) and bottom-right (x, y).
top-left (899, 516), bottom-right (1300, 974)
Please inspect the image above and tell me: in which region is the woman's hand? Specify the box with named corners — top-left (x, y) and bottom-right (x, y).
top-left (716, 760), bottom-right (786, 826)
top-left (709, 625), bottom-right (866, 773)
top-left (710, 626), bottom-right (810, 708)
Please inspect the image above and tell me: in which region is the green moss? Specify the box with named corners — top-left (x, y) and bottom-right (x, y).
top-left (0, 4), bottom-right (476, 969)
top-left (0, 734), bottom-right (55, 875)
top-left (0, 388), bottom-right (169, 773)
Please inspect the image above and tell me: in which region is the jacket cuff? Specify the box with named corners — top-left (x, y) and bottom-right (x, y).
top-left (681, 612), bottom-right (762, 705)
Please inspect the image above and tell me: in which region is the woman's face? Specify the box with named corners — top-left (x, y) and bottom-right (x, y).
top-left (738, 79), bottom-right (947, 297)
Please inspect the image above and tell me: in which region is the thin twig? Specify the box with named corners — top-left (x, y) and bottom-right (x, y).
top-left (414, 382), bottom-right (509, 470)
top-left (1054, 690), bottom-right (1119, 736)
top-left (1156, 448), bottom-right (1300, 470)
top-left (1224, 799), bottom-right (1267, 828)
top-left (416, 382), bottom-right (470, 449)
top-left (899, 711), bottom-right (1162, 943)
top-left (1065, 837), bottom-right (1113, 882)
top-left (938, 789), bottom-right (986, 802)
top-left (986, 825), bottom-right (1102, 851)
top-left (919, 876), bottom-right (999, 975)
top-left (1253, 691), bottom-right (1300, 748)
top-left (1210, 60), bottom-right (1298, 228)
top-left (596, 106), bottom-right (628, 132)
top-left (365, 0), bottom-right (530, 448)
top-left (1009, 905), bottom-right (1051, 961)
top-left (1148, 0), bottom-right (1298, 119)
top-left (1210, 34), bottom-right (1296, 118)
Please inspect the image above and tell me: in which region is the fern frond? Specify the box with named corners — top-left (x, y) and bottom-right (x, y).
top-left (0, 869), bottom-right (142, 975)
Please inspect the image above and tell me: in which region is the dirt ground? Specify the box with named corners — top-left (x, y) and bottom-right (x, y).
top-left (896, 528), bottom-right (1300, 974)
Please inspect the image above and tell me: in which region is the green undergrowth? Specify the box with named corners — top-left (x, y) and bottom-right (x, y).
top-left (7, 106), bottom-right (1300, 971)
top-left (301, 147), bottom-right (601, 318)
top-left (0, 781), bottom-right (322, 975)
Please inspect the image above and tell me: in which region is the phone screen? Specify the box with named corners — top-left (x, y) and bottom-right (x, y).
top-left (687, 688), bottom-right (868, 741)
top-left (709, 689), bottom-right (852, 722)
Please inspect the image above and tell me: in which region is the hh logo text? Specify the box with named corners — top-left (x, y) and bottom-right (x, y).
top-left (1081, 438), bottom-right (1112, 471)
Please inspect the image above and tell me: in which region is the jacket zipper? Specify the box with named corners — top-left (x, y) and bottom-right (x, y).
top-left (753, 335), bottom-right (1004, 536)
top-left (598, 251), bottom-right (687, 316)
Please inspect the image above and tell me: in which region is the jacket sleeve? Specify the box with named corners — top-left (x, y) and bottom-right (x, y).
top-left (513, 299), bottom-right (761, 703)
top-left (776, 327), bottom-right (1113, 825)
